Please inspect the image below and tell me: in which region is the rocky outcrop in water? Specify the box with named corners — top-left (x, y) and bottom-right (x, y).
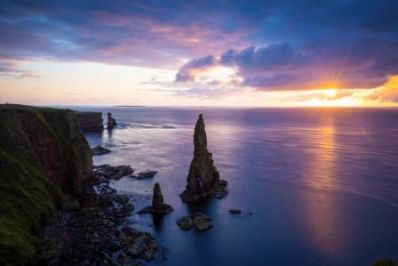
top-left (177, 212), bottom-right (212, 232)
top-left (91, 145), bottom-right (111, 155)
top-left (180, 114), bottom-right (228, 202)
top-left (75, 111), bottom-right (104, 131)
top-left (131, 170), bottom-right (158, 180)
top-left (94, 164), bottom-right (134, 180)
top-left (107, 112), bottom-right (117, 130)
top-left (139, 183), bottom-right (173, 214)
top-left (0, 104), bottom-right (93, 265)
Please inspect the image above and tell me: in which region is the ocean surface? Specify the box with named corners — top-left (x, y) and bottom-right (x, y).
top-left (74, 107), bottom-right (398, 266)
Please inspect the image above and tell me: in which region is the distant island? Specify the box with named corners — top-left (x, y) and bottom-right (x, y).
top-left (113, 105), bottom-right (146, 108)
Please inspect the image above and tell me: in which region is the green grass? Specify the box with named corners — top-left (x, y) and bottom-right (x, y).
top-left (0, 104), bottom-right (92, 265)
top-left (0, 149), bottom-right (63, 265)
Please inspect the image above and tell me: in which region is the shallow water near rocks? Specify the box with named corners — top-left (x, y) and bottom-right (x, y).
top-left (76, 106), bottom-right (398, 266)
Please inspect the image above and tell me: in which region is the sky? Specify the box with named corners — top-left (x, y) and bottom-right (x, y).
top-left (1, 0), bottom-right (398, 107)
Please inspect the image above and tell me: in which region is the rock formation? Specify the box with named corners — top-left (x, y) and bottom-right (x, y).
top-left (180, 114), bottom-right (228, 202)
top-left (139, 183), bottom-right (173, 214)
top-left (91, 145), bottom-right (111, 155)
top-left (75, 111), bottom-right (104, 131)
top-left (0, 104), bottom-right (93, 265)
top-left (107, 112), bottom-right (117, 130)
top-left (94, 164), bottom-right (134, 180)
top-left (131, 170), bottom-right (158, 180)
top-left (177, 212), bottom-right (212, 232)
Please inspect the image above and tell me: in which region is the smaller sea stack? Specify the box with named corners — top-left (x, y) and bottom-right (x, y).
top-left (107, 112), bottom-right (117, 130)
top-left (180, 114), bottom-right (228, 202)
top-left (139, 183), bottom-right (173, 214)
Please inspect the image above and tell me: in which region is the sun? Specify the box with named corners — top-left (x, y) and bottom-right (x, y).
top-left (324, 89), bottom-right (337, 97)
top-left (301, 88), bottom-right (359, 107)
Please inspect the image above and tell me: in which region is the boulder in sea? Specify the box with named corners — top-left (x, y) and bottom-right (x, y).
top-left (176, 212), bottom-right (212, 232)
top-left (176, 215), bottom-right (194, 230)
top-left (180, 114), bottom-right (228, 202)
top-left (94, 164), bottom-right (134, 180)
top-left (132, 170), bottom-right (158, 180)
top-left (91, 145), bottom-right (111, 155)
top-left (229, 209), bottom-right (241, 215)
top-left (139, 183), bottom-right (173, 214)
top-left (107, 112), bottom-right (117, 130)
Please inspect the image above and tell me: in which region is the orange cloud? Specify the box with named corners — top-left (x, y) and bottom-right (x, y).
top-left (368, 75), bottom-right (398, 103)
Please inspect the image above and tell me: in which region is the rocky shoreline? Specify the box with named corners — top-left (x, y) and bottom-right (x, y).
top-left (38, 176), bottom-right (159, 266)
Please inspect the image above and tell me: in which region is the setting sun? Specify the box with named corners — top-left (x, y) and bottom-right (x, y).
top-left (324, 89), bottom-right (337, 97)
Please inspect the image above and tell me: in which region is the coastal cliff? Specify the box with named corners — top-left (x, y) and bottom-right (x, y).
top-left (75, 111), bottom-right (104, 131)
top-left (0, 104), bottom-right (92, 265)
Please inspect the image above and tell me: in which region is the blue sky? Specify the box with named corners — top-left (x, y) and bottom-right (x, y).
top-left (1, 0), bottom-right (398, 106)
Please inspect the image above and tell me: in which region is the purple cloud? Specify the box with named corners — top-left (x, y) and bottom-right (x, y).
top-left (176, 39), bottom-right (398, 90)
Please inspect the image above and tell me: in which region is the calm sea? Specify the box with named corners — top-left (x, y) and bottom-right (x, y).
top-left (74, 107), bottom-right (398, 266)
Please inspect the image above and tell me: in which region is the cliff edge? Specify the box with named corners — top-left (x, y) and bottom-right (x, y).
top-left (0, 104), bottom-right (92, 265)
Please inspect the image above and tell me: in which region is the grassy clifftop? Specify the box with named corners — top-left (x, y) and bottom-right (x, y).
top-left (0, 104), bottom-right (93, 265)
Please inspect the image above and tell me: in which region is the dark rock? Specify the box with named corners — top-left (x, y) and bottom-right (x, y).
top-left (132, 170), bottom-right (158, 180)
top-left (114, 203), bottom-right (135, 218)
top-left (211, 183), bottom-right (228, 199)
top-left (119, 227), bottom-right (157, 261)
top-left (91, 145), bottom-right (111, 156)
top-left (181, 114), bottom-right (228, 202)
top-left (139, 183), bottom-right (173, 215)
top-left (38, 181), bottom-right (160, 265)
top-left (219, 179), bottom-right (228, 187)
top-left (176, 212), bottom-right (212, 232)
top-left (88, 175), bottom-right (109, 186)
top-left (229, 209), bottom-right (241, 215)
top-left (75, 111), bottom-right (104, 132)
top-left (94, 164), bottom-right (134, 180)
top-left (0, 105), bottom-right (93, 265)
top-left (107, 112), bottom-right (117, 130)
top-left (152, 183), bottom-right (165, 210)
top-left (116, 252), bottom-right (139, 266)
top-left (176, 216), bottom-right (193, 230)
top-left (192, 212), bottom-right (212, 231)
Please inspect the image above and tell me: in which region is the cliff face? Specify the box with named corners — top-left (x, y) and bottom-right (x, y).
top-left (181, 114), bottom-right (222, 202)
top-left (0, 104), bottom-right (93, 265)
top-left (75, 111), bottom-right (104, 132)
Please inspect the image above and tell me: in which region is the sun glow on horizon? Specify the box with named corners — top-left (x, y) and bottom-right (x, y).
top-left (324, 89), bottom-right (337, 97)
top-left (1, 59), bottom-right (397, 107)
top-left (301, 88), bottom-right (360, 107)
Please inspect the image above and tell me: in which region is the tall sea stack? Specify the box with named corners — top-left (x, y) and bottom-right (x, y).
top-left (181, 114), bottom-right (228, 202)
